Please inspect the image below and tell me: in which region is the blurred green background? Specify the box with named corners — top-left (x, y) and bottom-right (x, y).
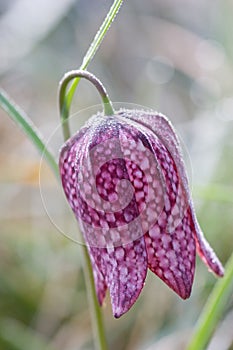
top-left (0, 0), bottom-right (233, 349)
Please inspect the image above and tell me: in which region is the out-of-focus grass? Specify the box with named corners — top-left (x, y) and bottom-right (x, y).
top-left (1, 0), bottom-right (233, 349)
top-left (0, 224), bottom-right (92, 349)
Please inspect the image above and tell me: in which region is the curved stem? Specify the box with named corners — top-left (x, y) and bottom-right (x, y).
top-left (186, 252), bottom-right (233, 350)
top-left (61, 0), bottom-right (123, 128)
top-left (59, 70), bottom-right (114, 140)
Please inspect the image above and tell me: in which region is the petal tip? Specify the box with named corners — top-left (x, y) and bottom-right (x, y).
top-left (174, 278), bottom-right (192, 300)
top-left (111, 291), bottom-right (142, 318)
top-left (179, 288), bottom-right (192, 300)
top-left (219, 268), bottom-right (225, 277)
top-left (210, 262), bottom-right (225, 278)
top-left (113, 311), bottom-right (123, 319)
top-left (112, 304), bottom-right (128, 318)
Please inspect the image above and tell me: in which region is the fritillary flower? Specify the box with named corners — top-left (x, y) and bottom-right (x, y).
top-left (59, 71), bottom-right (224, 318)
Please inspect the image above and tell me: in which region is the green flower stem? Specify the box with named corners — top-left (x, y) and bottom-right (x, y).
top-left (82, 244), bottom-right (108, 350)
top-left (61, 0), bottom-right (123, 129)
top-left (186, 252), bottom-right (233, 350)
top-left (59, 70), bottom-right (114, 138)
top-left (0, 89), bottom-right (59, 179)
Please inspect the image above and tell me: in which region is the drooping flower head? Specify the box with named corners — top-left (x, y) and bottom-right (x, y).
top-left (59, 71), bottom-right (224, 318)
